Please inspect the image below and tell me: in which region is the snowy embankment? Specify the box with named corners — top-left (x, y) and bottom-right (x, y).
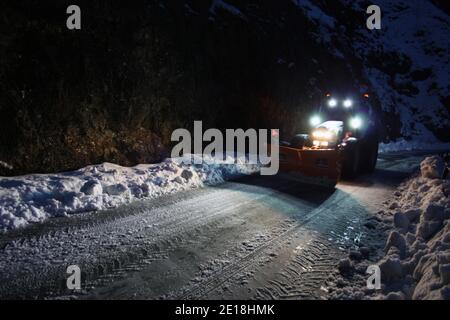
top-left (0, 155), bottom-right (259, 232)
top-left (379, 139), bottom-right (450, 154)
top-left (330, 155), bottom-right (450, 300)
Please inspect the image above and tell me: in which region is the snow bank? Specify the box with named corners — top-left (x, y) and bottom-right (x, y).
top-left (0, 155), bottom-right (259, 232)
top-left (379, 139), bottom-right (450, 154)
top-left (329, 155), bottom-right (450, 300)
top-left (377, 157), bottom-right (450, 299)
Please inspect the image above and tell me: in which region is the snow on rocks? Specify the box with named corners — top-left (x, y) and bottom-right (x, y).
top-left (329, 155), bottom-right (450, 300)
top-left (0, 154), bottom-right (259, 232)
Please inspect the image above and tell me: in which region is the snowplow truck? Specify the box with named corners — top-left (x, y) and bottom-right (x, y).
top-left (277, 93), bottom-right (379, 188)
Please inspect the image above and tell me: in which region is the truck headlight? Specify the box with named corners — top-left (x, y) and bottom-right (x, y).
top-left (349, 116), bottom-right (363, 129)
top-left (310, 115), bottom-right (322, 126)
top-left (312, 140), bottom-right (329, 147)
top-left (328, 99), bottom-right (337, 108)
top-left (343, 99), bottom-right (353, 108)
top-left (312, 129), bottom-right (334, 140)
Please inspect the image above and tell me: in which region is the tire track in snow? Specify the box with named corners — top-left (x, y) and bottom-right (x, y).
top-left (174, 184), bottom-right (361, 300)
top-left (0, 178), bottom-right (304, 298)
top-left (255, 209), bottom-right (363, 299)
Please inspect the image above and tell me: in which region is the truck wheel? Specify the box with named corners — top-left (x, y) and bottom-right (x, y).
top-left (365, 141), bottom-right (379, 173)
top-left (342, 144), bottom-right (361, 180)
top-left (361, 137), bottom-right (378, 173)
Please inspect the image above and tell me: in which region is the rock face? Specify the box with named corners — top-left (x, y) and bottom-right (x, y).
top-left (0, 1), bottom-right (449, 175)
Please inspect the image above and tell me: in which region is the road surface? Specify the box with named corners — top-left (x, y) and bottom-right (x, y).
top-left (0, 151), bottom-right (432, 299)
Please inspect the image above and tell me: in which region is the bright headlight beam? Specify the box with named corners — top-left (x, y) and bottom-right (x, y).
top-left (328, 99), bottom-right (337, 108)
top-left (343, 99), bottom-right (353, 108)
top-left (350, 117), bottom-right (363, 129)
top-left (310, 115), bottom-right (322, 126)
top-left (312, 130), bottom-right (333, 140)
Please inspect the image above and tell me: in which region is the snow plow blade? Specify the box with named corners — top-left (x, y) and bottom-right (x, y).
top-left (276, 146), bottom-right (342, 188)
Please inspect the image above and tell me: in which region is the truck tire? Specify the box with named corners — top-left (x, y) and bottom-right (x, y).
top-left (360, 135), bottom-right (378, 173)
top-left (342, 143), bottom-right (361, 180)
top-left (361, 137), bottom-right (379, 173)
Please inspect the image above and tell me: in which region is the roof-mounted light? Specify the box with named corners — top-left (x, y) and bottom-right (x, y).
top-left (343, 99), bottom-right (353, 108)
top-left (328, 99), bottom-right (337, 108)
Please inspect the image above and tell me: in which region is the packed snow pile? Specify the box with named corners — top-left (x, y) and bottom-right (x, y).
top-left (0, 155), bottom-right (259, 232)
top-left (379, 139), bottom-right (450, 154)
top-left (420, 155), bottom-right (446, 179)
top-left (329, 155), bottom-right (450, 300)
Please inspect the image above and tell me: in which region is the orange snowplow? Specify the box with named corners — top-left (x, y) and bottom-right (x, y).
top-left (273, 144), bottom-right (343, 188)
top-left (269, 92), bottom-right (380, 188)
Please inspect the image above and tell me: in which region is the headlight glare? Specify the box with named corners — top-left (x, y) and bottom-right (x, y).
top-left (310, 115), bottom-right (322, 126)
top-left (349, 117), bottom-right (363, 129)
top-left (328, 99), bottom-right (337, 108)
top-left (312, 140), bottom-right (329, 147)
top-left (343, 99), bottom-right (353, 108)
top-left (312, 130), bottom-right (333, 140)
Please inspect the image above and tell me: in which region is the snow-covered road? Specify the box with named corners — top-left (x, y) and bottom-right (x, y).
top-left (0, 152), bottom-right (439, 299)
